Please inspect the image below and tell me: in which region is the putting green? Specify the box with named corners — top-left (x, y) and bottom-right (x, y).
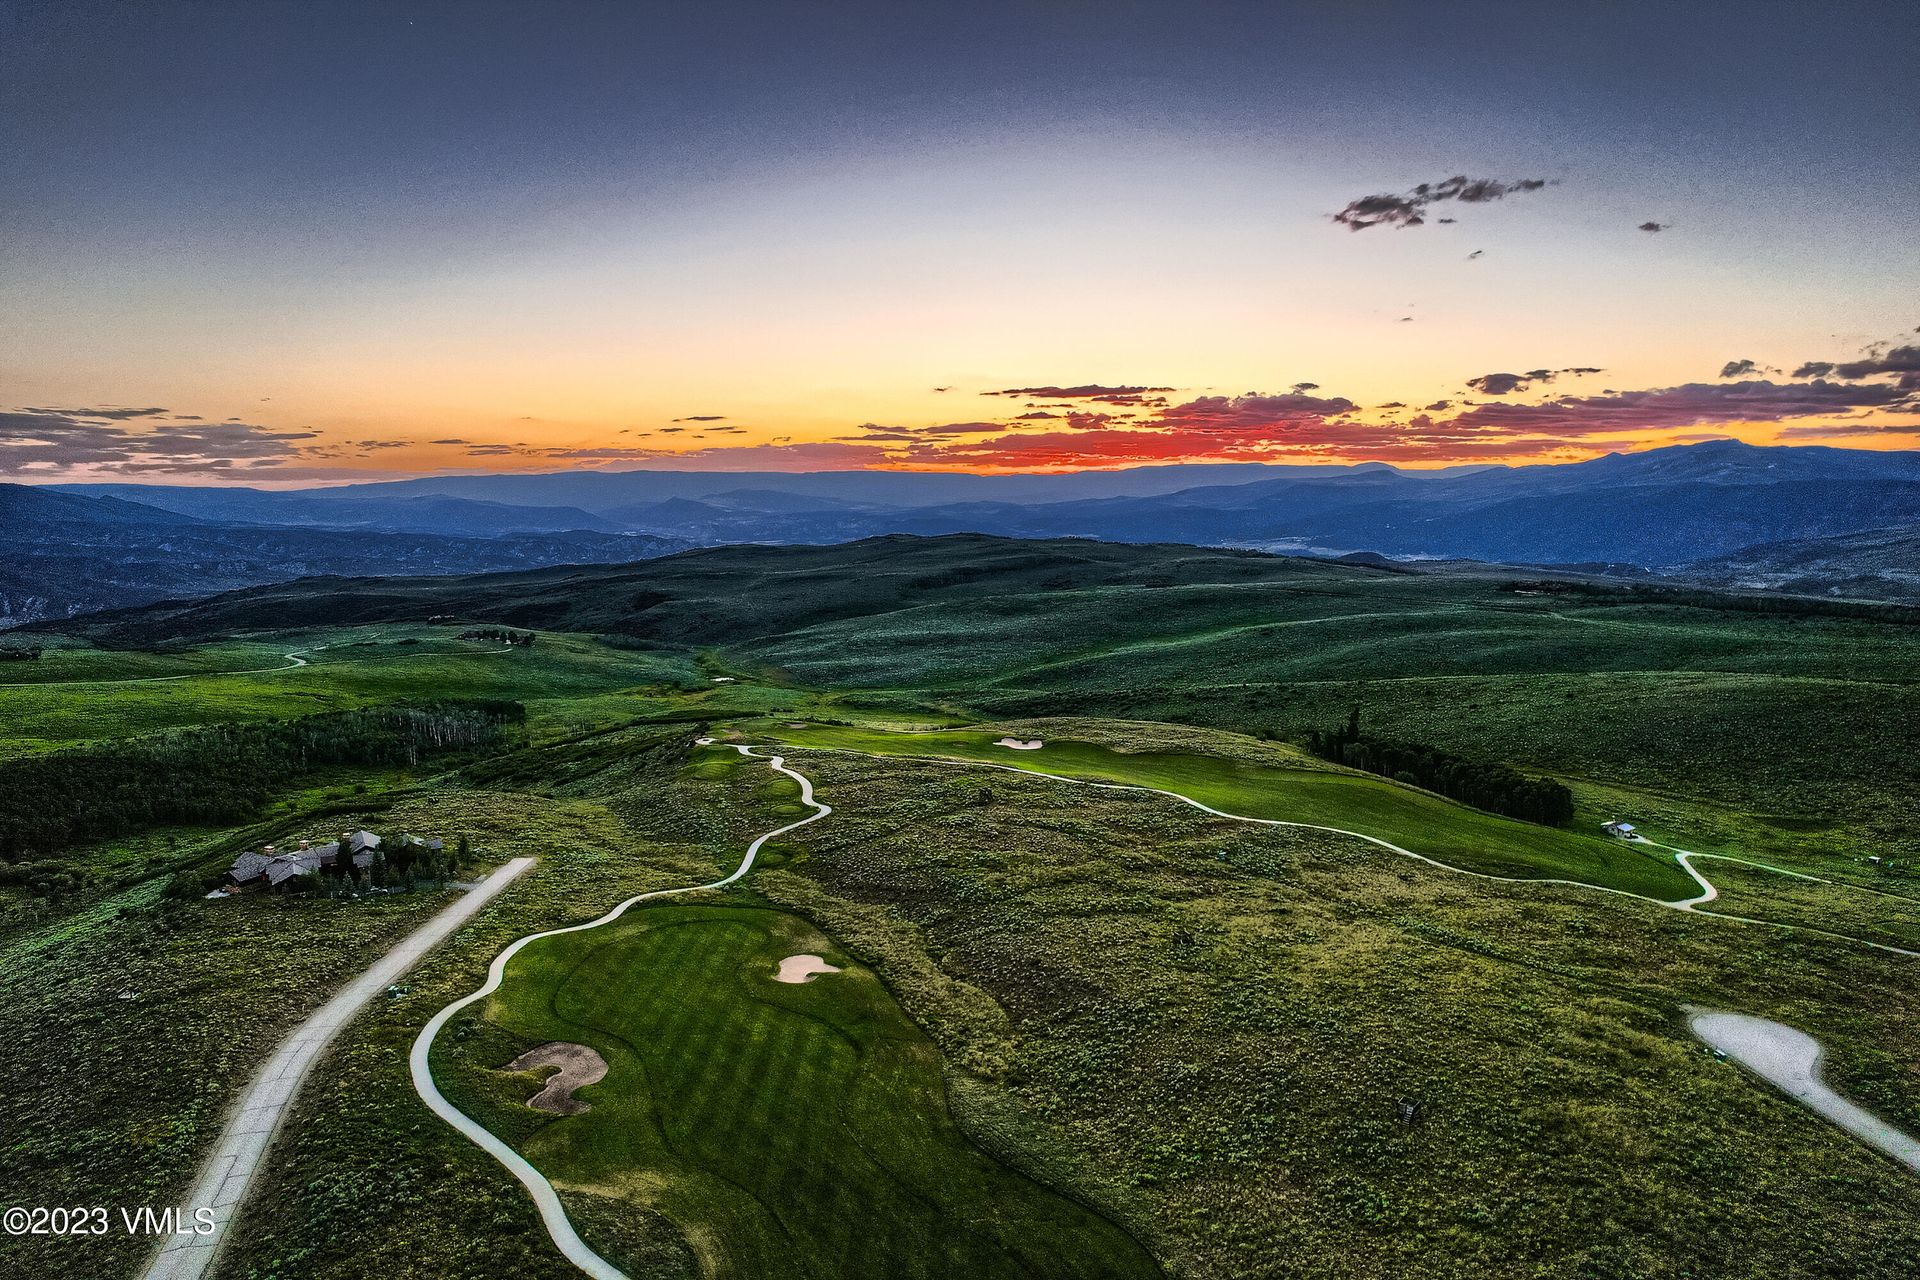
top-left (464, 904), bottom-right (1160, 1280)
top-left (749, 724), bottom-right (1696, 901)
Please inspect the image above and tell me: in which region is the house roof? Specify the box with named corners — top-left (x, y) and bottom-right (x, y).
top-left (228, 851), bottom-right (273, 881)
top-left (264, 853), bottom-right (320, 886)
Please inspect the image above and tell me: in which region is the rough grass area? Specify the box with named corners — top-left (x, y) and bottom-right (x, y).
top-left (748, 750), bottom-right (1920, 1280)
top-left (743, 721), bottom-right (1697, 900)
top-left (441, 903), bottom-right (1159, 1280)
top-left (207, 730), bottom-right (753, 1279)
top-left (0, 871), bottom-right (461, 1279)
top-left (1691, 857), bottom-right (1920, 953)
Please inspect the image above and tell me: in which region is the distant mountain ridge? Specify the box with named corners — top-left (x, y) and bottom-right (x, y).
top-left (0, 484), bottom-right (685, 628)
top-left (19, 440), bottom-right (1920, 618)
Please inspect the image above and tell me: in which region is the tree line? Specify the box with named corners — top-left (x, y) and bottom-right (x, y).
top-left (1302, 707), bottom-right (1575, 827)
top-left (459, 628), bottom-right (538, 645)
top-left (0, 701), bottom-right (524, 863)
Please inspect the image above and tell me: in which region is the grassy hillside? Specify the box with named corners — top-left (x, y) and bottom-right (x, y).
top-left (747, 723), bottom-right (1695, 899)
top-left (43, 535), bottom-right (1356, 648)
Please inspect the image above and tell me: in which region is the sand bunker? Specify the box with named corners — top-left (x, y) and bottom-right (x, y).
top-left (505, 1041), bottom-right (609, 1115)
top-left (773, 953), bottom-right (842, 984)
top-left (994, 737), bottom-right (1043, 750)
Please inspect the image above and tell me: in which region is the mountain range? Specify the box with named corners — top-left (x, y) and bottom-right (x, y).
top-left (0, 485), bottom-right (683, 627)
top-left (14, 439), bottom-right (1919, 625)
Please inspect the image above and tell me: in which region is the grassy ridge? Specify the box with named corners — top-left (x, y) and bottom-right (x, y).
top-left (747, 723), bottom-right (1696, 899)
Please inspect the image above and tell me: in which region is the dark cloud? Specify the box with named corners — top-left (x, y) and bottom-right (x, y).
top-left (1720, 359), bottom-right (1760, 378)
top-left (1465, 367), bottom-right (1603, 395)
top-left (1638, 221), bottom-right (1670, 232)
top-left (1832, 344), bottom-right (1920, 380)
top-left (22, 405), bottom-right (171, 420)
top-left (429, 438), bottom-right (470, 445)
top-left (1437, 379), bottom-right (1912, 436)
top-left (0, 409), bottom-right (317, 475)
top-left (672, 415), bottom-right (727, 422)
top-left (1467, 373), bottom-right (1528, 395)
top-left (1290, 382), bottom-right (1320, 393)
top-left (983, 385), bottom-right (1173, 399)
top-left (1333, 175), bottom-right (1552, 231)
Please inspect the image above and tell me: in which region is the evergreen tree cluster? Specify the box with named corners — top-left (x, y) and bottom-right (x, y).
top-left (1302, 707), bottom-right (1575, 827)
top-left (0, 701), bottom-right (524, 862)
top-left (458, 627), bottom-right (538, 645)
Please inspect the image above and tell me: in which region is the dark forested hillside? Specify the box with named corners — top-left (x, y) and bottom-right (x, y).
top-left (0, 702), bottom-right (523, 862)
top-left (0, 484), bottom-right (685, 627)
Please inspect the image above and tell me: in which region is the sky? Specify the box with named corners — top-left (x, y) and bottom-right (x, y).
top-left (2, 0), bottom-right (1917, 483)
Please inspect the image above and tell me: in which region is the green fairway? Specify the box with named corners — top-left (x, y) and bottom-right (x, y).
top-left (447, 903), bottom-right (1159, 1280)
top-left (746, 722), bottom-right (1697, 900)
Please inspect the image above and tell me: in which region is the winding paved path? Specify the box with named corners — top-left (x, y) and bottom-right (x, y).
top-left (0, 649), bottom-right (312, 689)
top-left (141, 857), bottom-right (535, 1280)
top-left (0, 638), bottom-right (525, 690)
top-left (400, 739), bottom-right (1915, 1280)
top-left (776, 742), bottom-right (1920, 957)
top-left (407, 747), bottom-right (831, 1280)
top-left (1689, 1009), bottom-right (1920, 1174)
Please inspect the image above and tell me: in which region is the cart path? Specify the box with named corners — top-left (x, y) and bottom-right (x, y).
top-left (0, 638), bottom-right (529, 689)
top-left (140, 857), bottom-right (536, 1280)
top-left (0, 648), bottom-right (312, 688)
top-left (407, 746), bottom-right (830, 1280)
top-left (405, 742), bottom-right (1908, 1280)
top-left (767, 741), bottom-right (1919, 959)
top-left (1688, 1009), bottom-right (1920, 1174)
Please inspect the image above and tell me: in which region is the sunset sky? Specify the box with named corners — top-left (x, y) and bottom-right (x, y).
top-left (3, 0), bottom-right (1917, 483)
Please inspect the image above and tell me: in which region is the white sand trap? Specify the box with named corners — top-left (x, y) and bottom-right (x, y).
top-left (1689, 1009), bottom-right (1920, 1173)
top-left (995, 737), bottom-right (1043, 750)
top-left (773, 953), bottom-right (842, 984)
top-left (505, 1042), bottom-right (609, 1116)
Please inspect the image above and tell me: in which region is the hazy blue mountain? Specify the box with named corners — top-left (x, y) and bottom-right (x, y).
top-left (23, 441), bottom-right (1920, 614)
top-left (50, 484), bottom-right (620, 535)
top-left (0, 484), bottom-right (684, 627)
top-left (1683, 526), bottom-right (1920, 602)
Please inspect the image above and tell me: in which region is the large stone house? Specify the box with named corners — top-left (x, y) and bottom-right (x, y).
top-left (222, 830), bottom-right (382, 890)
